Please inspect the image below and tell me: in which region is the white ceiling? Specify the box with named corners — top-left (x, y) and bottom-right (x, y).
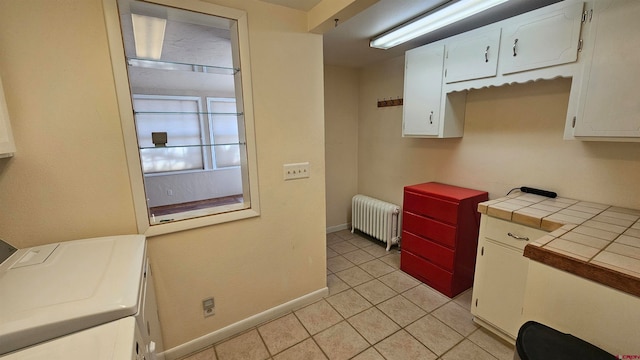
top-left (260, 0), bottom-right (562, 68)
top-left (259, 0), bottom-right (321, 11)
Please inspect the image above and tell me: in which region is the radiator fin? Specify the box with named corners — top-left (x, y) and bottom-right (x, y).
top-left (351, 195), bottom-right (400, 251)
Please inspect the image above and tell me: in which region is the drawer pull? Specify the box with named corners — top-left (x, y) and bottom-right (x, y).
top-left (507, 232), bottom-right (529, 241)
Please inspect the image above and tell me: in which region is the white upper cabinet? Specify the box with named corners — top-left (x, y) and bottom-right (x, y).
top-left (403, 44), bottom-right (445, 137)
top-left (0, 74), bottom-right (16, 158)
top-left (572, 0), bottom-right (640, 138)
top-left (403, 0), bottom-right (640, 141)
top-left (499, 2), bottom-right (584, 75)
top-left (445, 28), bottom-right (501, 84)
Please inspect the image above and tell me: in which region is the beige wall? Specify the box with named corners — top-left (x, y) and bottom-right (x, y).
top-left (0, 0), bottom-right (326, 351)
top-left (324, 65), bottom-right (359, 230)
top-left (0, 0), bottom-right (138, 243)
top-left (355, 56), bottom-right (640, 211)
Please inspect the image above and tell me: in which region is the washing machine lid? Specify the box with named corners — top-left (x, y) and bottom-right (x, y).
top-left (0, 235), bottom-right (146, 355)
top-left (1, 317), bottom-right (141, 360)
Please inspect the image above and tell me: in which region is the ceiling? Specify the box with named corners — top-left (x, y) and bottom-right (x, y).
top-left (259, 0), bottom-right (321, 11)
top-left (260, 0), bottom-right (562, 68)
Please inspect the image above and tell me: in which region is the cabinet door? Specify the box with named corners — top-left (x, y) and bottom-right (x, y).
top-left (402, 44), bottom-right (444, 137)
top-left (0, 75), bottom-right (16, 157)
top-left (142, 261), bottom-right (165, 359)
top-left (500, 2), bottom-right (584, 75)
top-left (574, 0), bottom-right (640, 138)
top-left (471, 238), bottom-right (529, 340)
top-left (445, 28), bottom-right (501, 83)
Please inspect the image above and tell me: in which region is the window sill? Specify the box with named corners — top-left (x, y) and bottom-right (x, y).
top-left (144, 204), bottom-right (259, 237)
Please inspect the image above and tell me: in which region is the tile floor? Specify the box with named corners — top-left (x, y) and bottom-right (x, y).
top-left (180, 230), bottom-right (515, 360)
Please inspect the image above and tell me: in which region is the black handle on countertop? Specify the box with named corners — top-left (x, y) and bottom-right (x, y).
top-left (520, 187), bottom-right (557, 198)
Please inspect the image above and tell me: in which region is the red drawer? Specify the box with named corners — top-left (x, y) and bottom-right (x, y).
top-left (401, 250), bottom-right (454, 297)
top-left (403, 211), bottom-right (456, 248)
top-left (403, 190), bottom-right (459, 225)
top-left (402, 231), bottom-right (454, 272)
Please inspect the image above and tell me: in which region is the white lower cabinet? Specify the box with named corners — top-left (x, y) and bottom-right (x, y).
top-left (572, 0), bottom-right (640, 139)
top-left (522, 261), bottom-right (640, 355)
top-left (471, 215), bottom-right (547, 343)
top-left (142, 261), bottom-right (164, 359)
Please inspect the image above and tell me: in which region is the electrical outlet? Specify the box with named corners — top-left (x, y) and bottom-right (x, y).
top-left (283, 162), bottom-right (310, 180)
top-left (203, 297), bottom-right (214, 317)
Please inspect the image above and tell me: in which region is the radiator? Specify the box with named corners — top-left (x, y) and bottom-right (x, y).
top-left (351, 194), bottom-right (400, 251)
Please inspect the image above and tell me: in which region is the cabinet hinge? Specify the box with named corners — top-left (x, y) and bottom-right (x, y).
top-left (578, 39), bottom-right (583, 52)
top-left (581, 9), bottom-right (594, 22)
top-left (572, 116), bottom-right (576, 128)
top-left (481, 246), bottom-right (484, 256)
top-left (444, 69), bottom-right (447, 78)
top-left (475, 298), bottom-right (478, 307)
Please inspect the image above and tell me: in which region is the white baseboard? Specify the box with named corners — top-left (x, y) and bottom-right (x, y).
top-left (326, 223), bottom-right (350, 234)
top-left (162, 287), bottom-right (329, 360)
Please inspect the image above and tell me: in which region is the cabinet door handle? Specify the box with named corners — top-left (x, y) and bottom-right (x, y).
top-left (429, 111), bottom-right (433, 124)
top-left (513, 38), bottom-right (518, 57)
top-left (485, 46), bottom-right (490, 63)
top-left (507, 232), bottom-right (529, 241)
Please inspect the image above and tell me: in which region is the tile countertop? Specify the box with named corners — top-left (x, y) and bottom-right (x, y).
top-left (478, 193), bottom-right (640, 298)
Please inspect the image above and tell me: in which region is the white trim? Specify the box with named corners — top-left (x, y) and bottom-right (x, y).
top-left (161, 287), bottom-right (329, 360)
top-left (103, 0), bottom-right (149, 232)
top-left (326, 223), bottom-right (351, 234)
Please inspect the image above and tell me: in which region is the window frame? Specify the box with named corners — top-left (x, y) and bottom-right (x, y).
top-left (103, 0), bottom-right (260, 236)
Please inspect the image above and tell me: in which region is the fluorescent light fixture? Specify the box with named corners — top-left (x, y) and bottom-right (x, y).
top-left (370, 0), bottom-right (510, 49)
top-left (131, 13), bottom-right (167, 59)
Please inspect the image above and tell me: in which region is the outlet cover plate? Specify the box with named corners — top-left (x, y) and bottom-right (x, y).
top-left (283, 162), bottom-right (309, 180)
top-left (203, 297), bottom-right (215, 317)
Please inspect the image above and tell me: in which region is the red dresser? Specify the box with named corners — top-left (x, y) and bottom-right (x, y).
top-left (401, 182), bottom-right (488, 298)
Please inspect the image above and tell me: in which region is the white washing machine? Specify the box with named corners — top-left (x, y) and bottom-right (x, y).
top-left (0, 235), bottom-right (164, 359)
top-left (0, 317), bottom-right (146, 360)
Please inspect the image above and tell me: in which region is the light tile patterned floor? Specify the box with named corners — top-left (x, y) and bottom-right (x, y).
top-left (180, 230), bottom-right (515, 360)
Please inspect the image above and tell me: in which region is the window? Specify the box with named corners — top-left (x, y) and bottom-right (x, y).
top-left (133, 95), bottom-right (240, 173)
top-left (207, 97), bottom-right (240, 168)
top-left (103, 0), bottom-right (259, 235)
top-left (134, 95), bottom-right (204, 173)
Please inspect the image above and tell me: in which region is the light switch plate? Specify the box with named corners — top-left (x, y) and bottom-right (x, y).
top-left (283, 162), bottom-right (309, 180)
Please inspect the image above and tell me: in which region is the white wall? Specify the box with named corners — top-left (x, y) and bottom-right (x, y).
top-left (144, 168), bottom-right (242, 207)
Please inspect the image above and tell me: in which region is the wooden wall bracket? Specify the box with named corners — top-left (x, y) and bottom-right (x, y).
top-left (377, 98), bottom-right (403, 108)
